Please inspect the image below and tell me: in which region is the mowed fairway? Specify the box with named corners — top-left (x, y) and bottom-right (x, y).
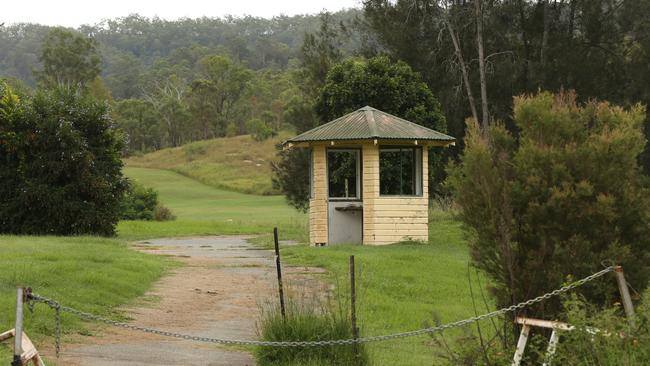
top-left (118, 167), bottom-right (307, 240)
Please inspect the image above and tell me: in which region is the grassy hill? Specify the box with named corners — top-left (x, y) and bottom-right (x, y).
top-left (125, 132), bottom-right (292, 195)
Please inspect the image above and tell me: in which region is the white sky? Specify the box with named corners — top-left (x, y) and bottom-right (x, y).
top-left (1, 0), bottom-right (361, 27)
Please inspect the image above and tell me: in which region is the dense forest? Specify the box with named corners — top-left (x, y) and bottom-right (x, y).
top-left (0, 10), bottom-right (364, 152)
top-left (2, 1), bottom-right (650, 165)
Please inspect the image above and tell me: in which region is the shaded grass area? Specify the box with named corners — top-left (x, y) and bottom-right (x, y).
top-left (125, 132), bottom-right (293, 196)
top-left (0, 235), bottom-right (176, 363)
top-left (118, 167), bottom-right (307, 241)
top-left (256, 211), bottom-right (488, 365)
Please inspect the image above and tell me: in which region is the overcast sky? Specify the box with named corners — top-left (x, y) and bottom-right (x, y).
top-left (1, 0), bottom-right (361, 28)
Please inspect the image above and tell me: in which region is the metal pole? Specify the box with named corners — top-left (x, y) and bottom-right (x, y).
top-left (614, 266), bottom-right (636, 327)
top-left (273, 227), bottom-right (286, 319)
top-left (12, 287), bottom-right (23, 366)
top-left (350, 255), bottom-right (359, 361)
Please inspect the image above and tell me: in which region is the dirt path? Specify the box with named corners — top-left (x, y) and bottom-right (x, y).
top-left (47, 236), bottom-right (324, 366)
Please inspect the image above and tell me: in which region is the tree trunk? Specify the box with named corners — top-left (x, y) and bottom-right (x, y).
top-left (540, 0), bottom-right (550, 67)
top-left (444, 18), bottom-right (479, 124)
top-left (517, 0), bottom-right (531, 91)
top-left (475, 0), bottom-right (489, 130)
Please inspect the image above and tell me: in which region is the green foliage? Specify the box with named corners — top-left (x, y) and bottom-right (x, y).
top-left (35, 28), bottom-right (101, 89)
top-left (188, 54), bottom-right (254, 138)
top-left (275, 55), bottom-right (448, 211)
top-left (316, 56), bottom-right (446, 133)
top-left (272, 148), bottom-right (311, 212)
top-left (0, 83), bottom-right (127, 236)
top-left (119, 180), bottom-right (174, 221)
top-left (246, 118), bottom-right (276, 141)
top-left (112, 98), bottom-right (160, 152)
top-left (448, 91), bottom-right (650, 317)
top-left (549, 290), bottom-right (650, 365)
top-left (153, 205), bottom-right (175, 221)
top-left (256, 298), bottom-right (369, 366)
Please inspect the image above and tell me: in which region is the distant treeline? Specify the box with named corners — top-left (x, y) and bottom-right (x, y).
top-left (2, 1), bottom-right (650, 168)
top-left (0, 11), bottom-right (361, 95)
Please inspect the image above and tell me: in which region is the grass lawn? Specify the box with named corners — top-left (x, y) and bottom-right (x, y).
top-left (255, 212), bottom-right (490, 365)
top-left (119, 167), bottom-right (308, 241)
top-left (1, 165), bottom-right (482, 365)
top-left (0, 236), bottom-right (176, 363)
top-left (122, 167), bottom-right (486, 364)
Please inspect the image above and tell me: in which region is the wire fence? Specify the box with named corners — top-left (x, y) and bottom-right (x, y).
top-left (24, 265), bottom-right (617, 358)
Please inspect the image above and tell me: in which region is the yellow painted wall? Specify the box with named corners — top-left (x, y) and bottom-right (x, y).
top-left (309, 142), bottom-right (430, 245)
top-left (309, 145), bottom-right (328, 245)
top-left (363, 145), bottom-right (429, 245)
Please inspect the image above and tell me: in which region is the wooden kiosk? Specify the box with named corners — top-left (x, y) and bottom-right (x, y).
top-left (284, 106), bottom-right (455, 246)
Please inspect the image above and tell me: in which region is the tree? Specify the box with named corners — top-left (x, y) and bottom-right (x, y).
top-left (143, 76), bottom-right (191, 147)
top-left (316, 56), bottom-right (446, 132)
top-left (0, 82), bottom-right (127, 235)
top-left (448, 91), bottom-right (650, 319)
top-left (113, 98), bottom-right (160, 152)
top-left (35, 28), bottom-right (101, 89)
top-left (187, 54), bottom-right (253, 137)
top-left (274, 56), bottom-right (448, 210)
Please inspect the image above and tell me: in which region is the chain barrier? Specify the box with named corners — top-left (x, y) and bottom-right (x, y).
top-left (26, 266), bottom-right (616, 351)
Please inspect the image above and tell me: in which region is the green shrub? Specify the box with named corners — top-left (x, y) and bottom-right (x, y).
top-left (0, 83), bottom-right (127, 236)
top-left (153, 205), bottom-right (175, 221)
top-left (548, 289), bottom-right (650, 365)
top-left (119, 180), bottom-right (174, 221)
top-left (256, 299), bottom-right (369, 366)
top-left (448, 91), bottom-right (650, 318)
top-left (246, 118), bottom-right (276, 141)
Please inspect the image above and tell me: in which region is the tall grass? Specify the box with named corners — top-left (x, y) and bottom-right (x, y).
top-left (256, 297), bottom-right (369, 366)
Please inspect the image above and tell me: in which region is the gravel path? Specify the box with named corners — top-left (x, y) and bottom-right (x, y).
top-left (47, 236), bottom-right (323, 366)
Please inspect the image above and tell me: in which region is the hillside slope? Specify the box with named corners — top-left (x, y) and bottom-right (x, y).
top-left (125, 132), bottom-right (291, 195)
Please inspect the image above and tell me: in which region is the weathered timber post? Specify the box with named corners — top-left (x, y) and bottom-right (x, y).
top-left (614, 266), bottom-right (636, 327)
top-left (12, 287), bottom-right (24, 366)
top-left (350, 255), bottom-right (360, 361)
top-left (273, 227), bottom-right (286, 319)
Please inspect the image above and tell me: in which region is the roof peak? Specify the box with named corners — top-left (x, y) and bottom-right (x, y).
top-left (358, 105), bottom-right (376, 111)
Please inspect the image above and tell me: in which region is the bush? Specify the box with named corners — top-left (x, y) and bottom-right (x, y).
top-left (120, 180), bottom-right (174, 221)
top-left (448, 91), bottom-right (650, 318)
top-left (256, 298), bottom-right (369, 366)
top-left (549, 289), bottom-right (650, 365)
top-left (246, 118), bottom-right (277, 141)
top-left (153, 205), bottom-right (175, 221)
top-left (0, 83), bottom-right (127, 236)
top-left (430, 288), bottom-right (650, 365)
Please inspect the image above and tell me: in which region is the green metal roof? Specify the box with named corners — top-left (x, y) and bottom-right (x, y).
top-left (285, 106), bottom-right (455, 144)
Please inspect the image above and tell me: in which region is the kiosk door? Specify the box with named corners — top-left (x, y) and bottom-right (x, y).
top-left (326, 149), bottom-right (362, 245)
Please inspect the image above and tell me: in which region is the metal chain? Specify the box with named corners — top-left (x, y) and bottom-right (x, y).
top-left (27, 266), bottom-right (616, 348)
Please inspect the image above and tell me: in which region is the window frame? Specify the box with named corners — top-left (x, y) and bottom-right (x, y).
top-left (378, 145), bottom-right (423, 197)
top-left (326, 147), bottom-right (362, 201)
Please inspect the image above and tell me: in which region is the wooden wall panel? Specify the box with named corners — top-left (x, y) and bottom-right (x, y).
top-left (310, 145), bottom-right (328, 245)
top-left (362, 145), bottom-right (430, 245)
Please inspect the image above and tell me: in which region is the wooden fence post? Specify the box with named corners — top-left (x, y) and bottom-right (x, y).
top-left (273, 227), bottom-right (286, 319)
top-left (350, 255), bottom-right (360, 361)
top-left (12, 287), bottom-right (24, 366)
top-left (614, 266), bottom-right (636, 327)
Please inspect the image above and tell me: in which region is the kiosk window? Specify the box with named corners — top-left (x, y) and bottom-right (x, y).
top-left (327, 150), bottom-right (360, 199)
top-left (379, 147), bottom-right (422, 196)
